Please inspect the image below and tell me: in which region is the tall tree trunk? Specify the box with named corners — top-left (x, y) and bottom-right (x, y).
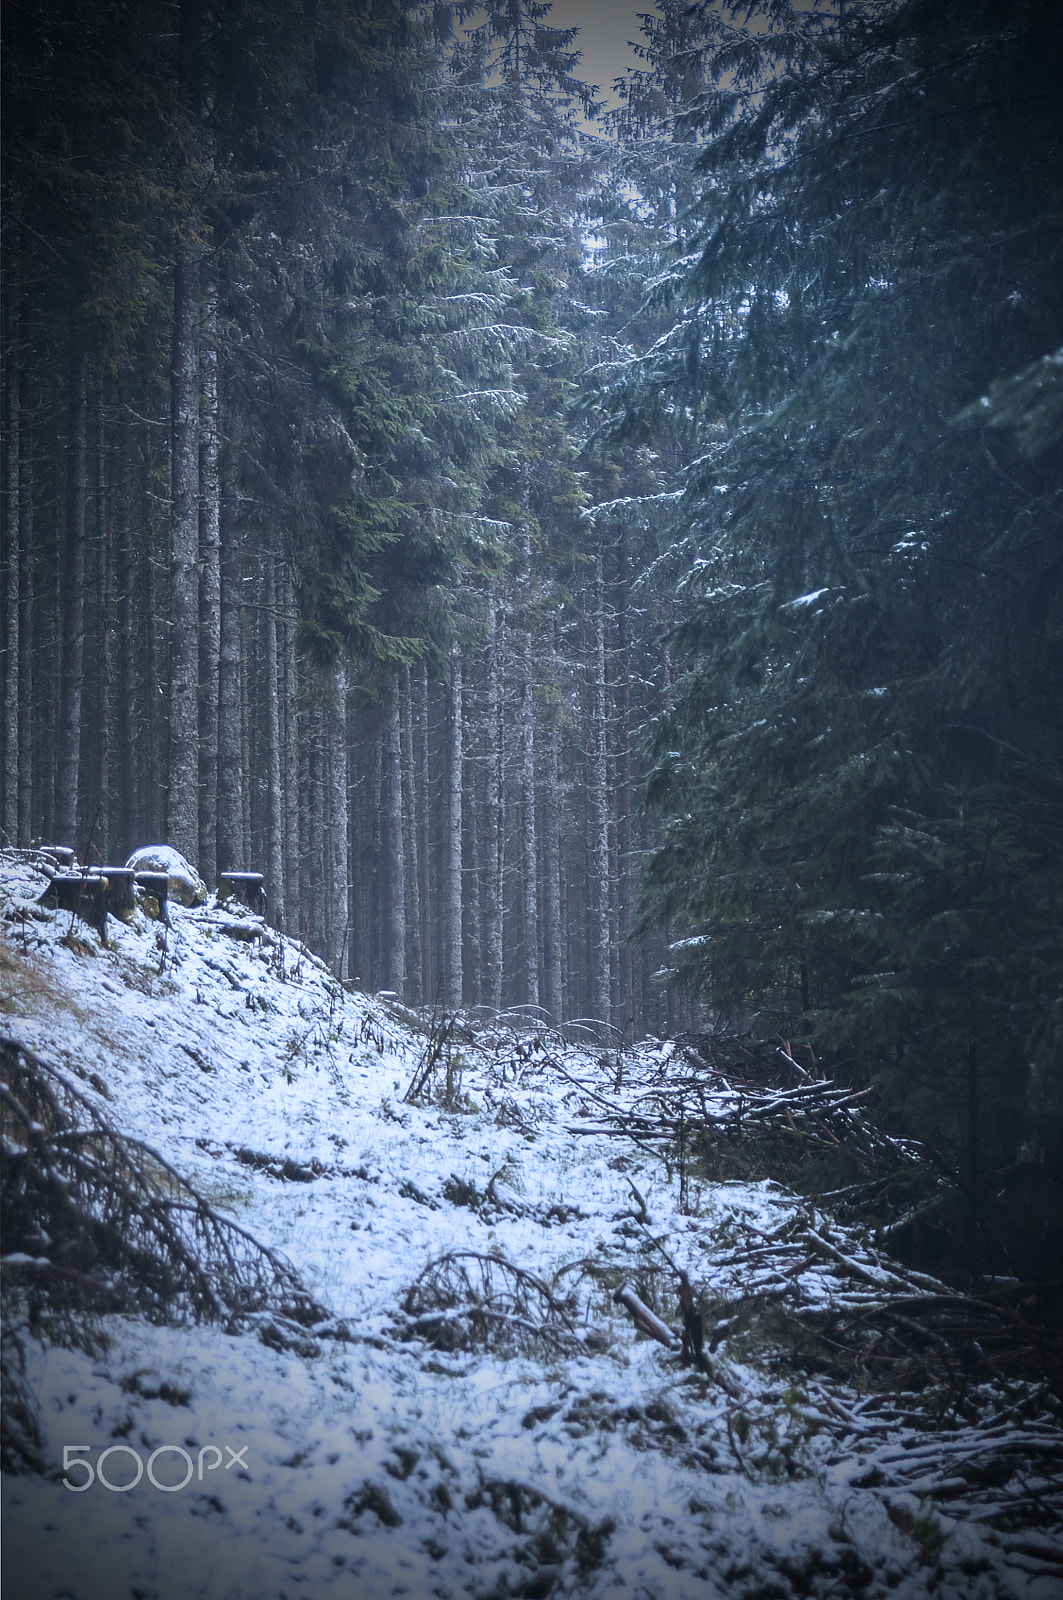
top-left (463, 663), bottom-right (481, 1009)
top-left (445, 648), bottom-right (463, 1008)
top-left (16, 387), bottom-right (33, 846)
top-left (589, 551), bottom-right (611, 1028)
top-left (198, 275), bottom-right (221, 885)
top-left (2, 339), bottom-right (20, 841)
top-left (115, 399), bottom-right (135, 857)
top-left (662, 642), bottom-right (678, 1037)
top-left (400, 664), bottom-right (421, 1004)
top-left (217, 490), bottom-right (243, 871)
top-left (615, 527), bottom-right (633, 1030)
top-left (307, 693), bottom-right (326, 955)
top-left (383, 678), bottom-right (406, 995)
top-left (417, 663), bottom-right (433, 1002)
top-left (93, 403), bottom-right (112, 864)
top-left (281, 571), bottom-right (300, 929)
top-left (328, 665), bottom-right (349, 977)
top-left (542, 702), bottom-right (563, 1023)
top-left (139, 393), bottom-right (162, 843)
top-left (169, 240), bottom-right (201, 861)
top-left (520, 629), bottom-right (539, 1009)
top-left (482, 600), bottom-right (504, 1011)
top-left (57, 337), bottom-right (87, 848)
top-left (264, 559), bottom-right (284, 928)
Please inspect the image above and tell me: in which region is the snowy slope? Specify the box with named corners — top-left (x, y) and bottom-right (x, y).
top-left (2, 851), bottom-right (1060, 1600)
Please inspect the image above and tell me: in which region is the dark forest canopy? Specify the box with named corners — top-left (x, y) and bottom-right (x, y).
top-left (2, 0), bottom-right (1061, 1277)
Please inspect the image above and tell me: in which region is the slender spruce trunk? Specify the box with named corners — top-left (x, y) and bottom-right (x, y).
top-left (139, 392), bottom-right (162, 842)
top-left (2, 339), bottom-right (20, 841)
top-left (57, 337), bottom-right (87, 849)
top-left (590, 550), bottom-right (611, 1028)
top-left (542, 702), bottom-right (563, 1023)
top-left (400, 664), bottom-right (421, 1003)
top-left (384, 678), bottom-right (406, 995)
top-left (615, 527), bottom-right (633, 1029)
top-left (169, 239), bottom-right (201, 862)
top-left (16, 385), bottom-right (34, 845)
top-left (417, 663), bottom-right (433, 1002)
top-left (445, 648), bottom-right (463, 1008)
top-left (483, 600), bottom-right (504, 1011)
top-left (662, 642), bottom-right (678, 1037)
top-left (93, 403), bottom-right (112, 863)
top-left (307, 693), bottom-right (326, 955)
top-left (114, 400), bottom-right (135, 857)
top-left (328, 664), bottom-right (349, 977)
top-left (198, 276), bottom-right (220, 885)
top-left (281, 574), bottom-right (300, 929)
top-left (519, 628), bottom-right (539, 1009)
top-left (264, 559), bottom-right (284, 927)
top-left (216, 490), bottom-right (243, 871)
top-left (463, 662), bottom-right (481, 1009)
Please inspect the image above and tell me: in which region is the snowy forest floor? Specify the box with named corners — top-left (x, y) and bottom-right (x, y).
top-left (1, 848), bottom-right (1061, 1600)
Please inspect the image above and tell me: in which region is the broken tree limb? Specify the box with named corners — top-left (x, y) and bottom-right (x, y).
top-left (613, 1283), bottom-right (681, 1350)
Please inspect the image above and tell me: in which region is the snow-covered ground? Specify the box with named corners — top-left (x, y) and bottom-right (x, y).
top-left (2, 850), bottom-right (1061, 1599)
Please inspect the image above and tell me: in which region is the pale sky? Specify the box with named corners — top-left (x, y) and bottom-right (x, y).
top-left (552, 0), bottom-right (649, 109)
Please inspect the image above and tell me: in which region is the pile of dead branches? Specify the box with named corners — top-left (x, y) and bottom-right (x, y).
top-left (399, 1248), bottom-right (581, 1355)
top-left (0, 1035), bottom-right (333, 1339)
top-left (622, 1209), bottom-right (1063, 1540)
top-left (562, 1036), bottom-right (935, 1214)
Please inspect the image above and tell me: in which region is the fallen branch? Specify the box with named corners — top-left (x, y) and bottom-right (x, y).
top-left (613, 1283), bottom-right (680, 1350)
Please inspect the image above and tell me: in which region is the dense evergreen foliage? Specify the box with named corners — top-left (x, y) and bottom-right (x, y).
top-left (612, 0), bottom-right (1063, 1275)
top-left (2, 0), bottom-right (1060, 1276)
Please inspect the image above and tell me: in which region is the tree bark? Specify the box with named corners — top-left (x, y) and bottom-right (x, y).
top-left (16, 386), bottom-right (33, 846)
top-left (280, 571), bottom-right (300, 930)
top-left (217, 490), bottom-right (243, 872)
top-left (93, 401), bottom-right (112, 864)
top-left (401, 664), bottom-right (421, 1003)
top-left (2, 340), bottom-right (20, 841)
top-left (168, 240), bottom-right (201, 862)
top-left (57, 337), bottom-right (87, 848)
top-left (589, 551), bottom-right (611, 1028)
top-left (417, 662), bottom-right (433, 1002)
top-left (520, 628), bottom-right (539, 1010)
top-left (198, 275), bottom-right (220, 885)
top-left (445, 648), bottom-right (463, 1008)
top-left (384, 677), bottom-right (406, 995)
top-left (542, 699), bottom-right (563, 1023)
top-left (115, 399), bottom-right (135, 858)
top-left (264, 559), bottom-right (284, 928)
top-left (615, 526), bottom-right (633, 1030)
top-left (463, 661), bottom-right (481, 1009)
top-left (327, 664), bottom-right (349, 977)
top-left (306, 691), bottom-right (326, 955)
top-left (482, 599), bottom-right (504, 1011)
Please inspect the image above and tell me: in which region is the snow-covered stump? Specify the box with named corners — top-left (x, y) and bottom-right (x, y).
top-left (93, 867), bottom-right (137, 917)
top-left (133, 871), bottom-right (171, 925)
top-left (38, 873), bottom-right (109, 939)
top-left (217, 871), bottom-right (266, 915)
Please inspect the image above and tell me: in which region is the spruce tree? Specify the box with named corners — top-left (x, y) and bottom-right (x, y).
top-left (616, 0), bottom-right (1063, 1272)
